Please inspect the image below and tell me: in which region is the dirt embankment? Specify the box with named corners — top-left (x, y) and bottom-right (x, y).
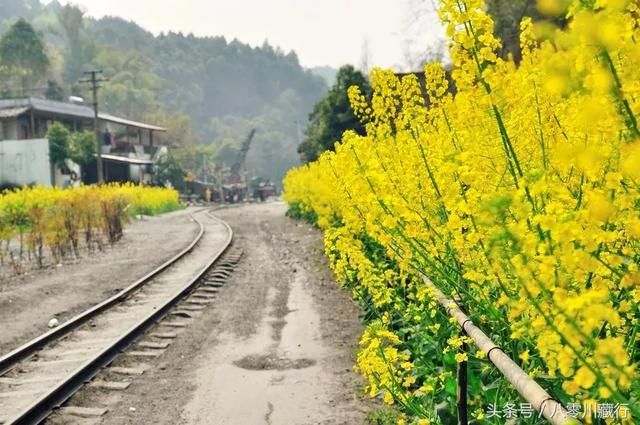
top-left (0, 209), bottom-right (200, 354)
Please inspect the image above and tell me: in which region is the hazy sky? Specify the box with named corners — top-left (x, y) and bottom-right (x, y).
top-left (61, 0), bottom-right (445, 70)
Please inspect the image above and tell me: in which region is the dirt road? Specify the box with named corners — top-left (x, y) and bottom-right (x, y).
top-left (98, 202), bottom-right (375, 425)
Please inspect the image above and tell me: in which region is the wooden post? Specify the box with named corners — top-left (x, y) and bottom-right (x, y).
top-left (455, 296), bottom-right (468, 425)
top-left (457, 335), bottom-right (468, 425)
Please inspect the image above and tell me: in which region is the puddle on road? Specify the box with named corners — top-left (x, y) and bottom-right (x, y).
top-left (234, 353), bottom-right (316, 371)
top-left (181, 268), bottom-right (330, 425)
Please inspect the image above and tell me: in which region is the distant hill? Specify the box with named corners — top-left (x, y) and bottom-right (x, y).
top-left (85, 16), bottom-right (327, 131)
top-left (309, 65), bottom-right (338, 86)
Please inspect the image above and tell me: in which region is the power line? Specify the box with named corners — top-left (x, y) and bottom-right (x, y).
top-left (79, 70), bottom-right (108, 184)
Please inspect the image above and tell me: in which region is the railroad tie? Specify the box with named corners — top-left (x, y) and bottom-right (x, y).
top-left (89, 380), bottom-right (131, 391)
top-left (150, 332), bottom-right (178, 339)
top-left (169, 310), bottom-right (195, 318)
top-left (126, 351), bottom-right (164, 358)
top-left (204, 278), bottom-right (225, 285)
top-left (196, 287), bottom-right (219, 294)
top-left (206, 277), bottom-right (228, 284)
top-left (160, 321), bottom-right (188, 328)
top-left (138, 341), bottom-right (171, 350)
top-left (191, 293), bottom-right (216, 300)
top-left (179, 305), bottom-right (206, 312)
top-left (185, 299), bottom-right (210, 306)
top-left (108, 366), bottom-right (147, 376)
top-left (215, 266), bottom-right (233, 272)
top-left (58, 406), bottom-right (108, 418)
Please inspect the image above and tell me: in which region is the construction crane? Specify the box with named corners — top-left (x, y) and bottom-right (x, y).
top-left (229, 129), bottom-right (256, 184)
top-left (219, 128), bottom-right (256, 203)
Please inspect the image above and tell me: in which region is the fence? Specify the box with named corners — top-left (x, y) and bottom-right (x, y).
top-left (421, 274), bottom-right (580, 425)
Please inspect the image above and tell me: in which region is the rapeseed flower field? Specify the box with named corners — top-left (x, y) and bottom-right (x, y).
top-left (284, 0), bottom-right (639, 423)
top-left (0, 184), bottom-right (180, 267)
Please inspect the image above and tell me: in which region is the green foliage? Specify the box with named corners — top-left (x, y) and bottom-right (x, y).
top-left (93, 48), bottom-right (162, 119)
top-left (57, 3), bottom-right (93, 83)
top-left (68, 131), bottom-right (96, 166)
top-left (144, 110), bottom-right (199, 148)
top-left (45, 122), bottom-right (95, 168)
top-left (285, 200), bottom-right (318, 225)
top-left (0, 17), bottom-right (49, 91)
top-left (366, 408), bottom-right (401, 425)
top-left (44, 79), bottom-right (64, 100)
top-left (152, 154), bottom-right (186, 191)
top-left (47, 122), bottom-right (70, 167)
top-left (170, 143), bottom-right (219, 184)
top-left (298, 65), bottom-right (371, 163)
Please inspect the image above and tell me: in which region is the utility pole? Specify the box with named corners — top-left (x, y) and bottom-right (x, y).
top-left (79, 70), bottom-right (108, 184)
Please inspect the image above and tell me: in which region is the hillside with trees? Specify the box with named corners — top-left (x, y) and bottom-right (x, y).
top-left (0, 0), bottom-right (328, 184)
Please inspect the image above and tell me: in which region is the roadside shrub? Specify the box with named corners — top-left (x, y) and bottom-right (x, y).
top-left (285, 200), bottom-right (318, 225)
top-left (0, 184), bottom-right (181, 271)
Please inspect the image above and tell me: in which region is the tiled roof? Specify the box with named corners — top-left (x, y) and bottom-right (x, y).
top-left (0, 98), bottom-right (165, 131)
top-left (0, 107), bottom-right (29, 118)
top-left (99, 113), bottom-right (166, 132)
top-left (0, 97), bottom-right (94, 119)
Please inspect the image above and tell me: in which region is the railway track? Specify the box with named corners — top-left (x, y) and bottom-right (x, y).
top-left (0, 208), bottom-right (238, 425)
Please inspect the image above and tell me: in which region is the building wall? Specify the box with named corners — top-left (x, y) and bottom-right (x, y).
top-left (16, 116), bottom-right (30, 139)
top-left (0, 138), bottom-right (52, 186)
top-left (0, 119), bottom-right (18, 140)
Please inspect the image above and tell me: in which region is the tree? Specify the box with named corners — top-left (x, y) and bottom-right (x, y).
top-left (0, 18), bottom-right (49, 92)
top-left (153, 154), bottom-right (186, 190)
top-left (298, 65), bottom-right (371, 163)
top-left (92, 48), bottom-right (162, 119)
top-left (486, 0), bottom-right (541, 63)
top-left (144, 110), bottom-right (199, 148)
top-left (45, 79), bottom-right (64, 100)
top-left (47, 122), bottom-right (70, 168)
top-left (68, 130), bottom-right (96, 166)
top-left (56, 4), bottom-right (93, 83)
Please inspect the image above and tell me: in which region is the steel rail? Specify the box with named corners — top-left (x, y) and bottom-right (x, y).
top-left (4, 210), bottom-right (233, 425)
top-left (0, 208), bottom-right (208, 376)
top-left (421, 275), bottom-right (580, 425)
